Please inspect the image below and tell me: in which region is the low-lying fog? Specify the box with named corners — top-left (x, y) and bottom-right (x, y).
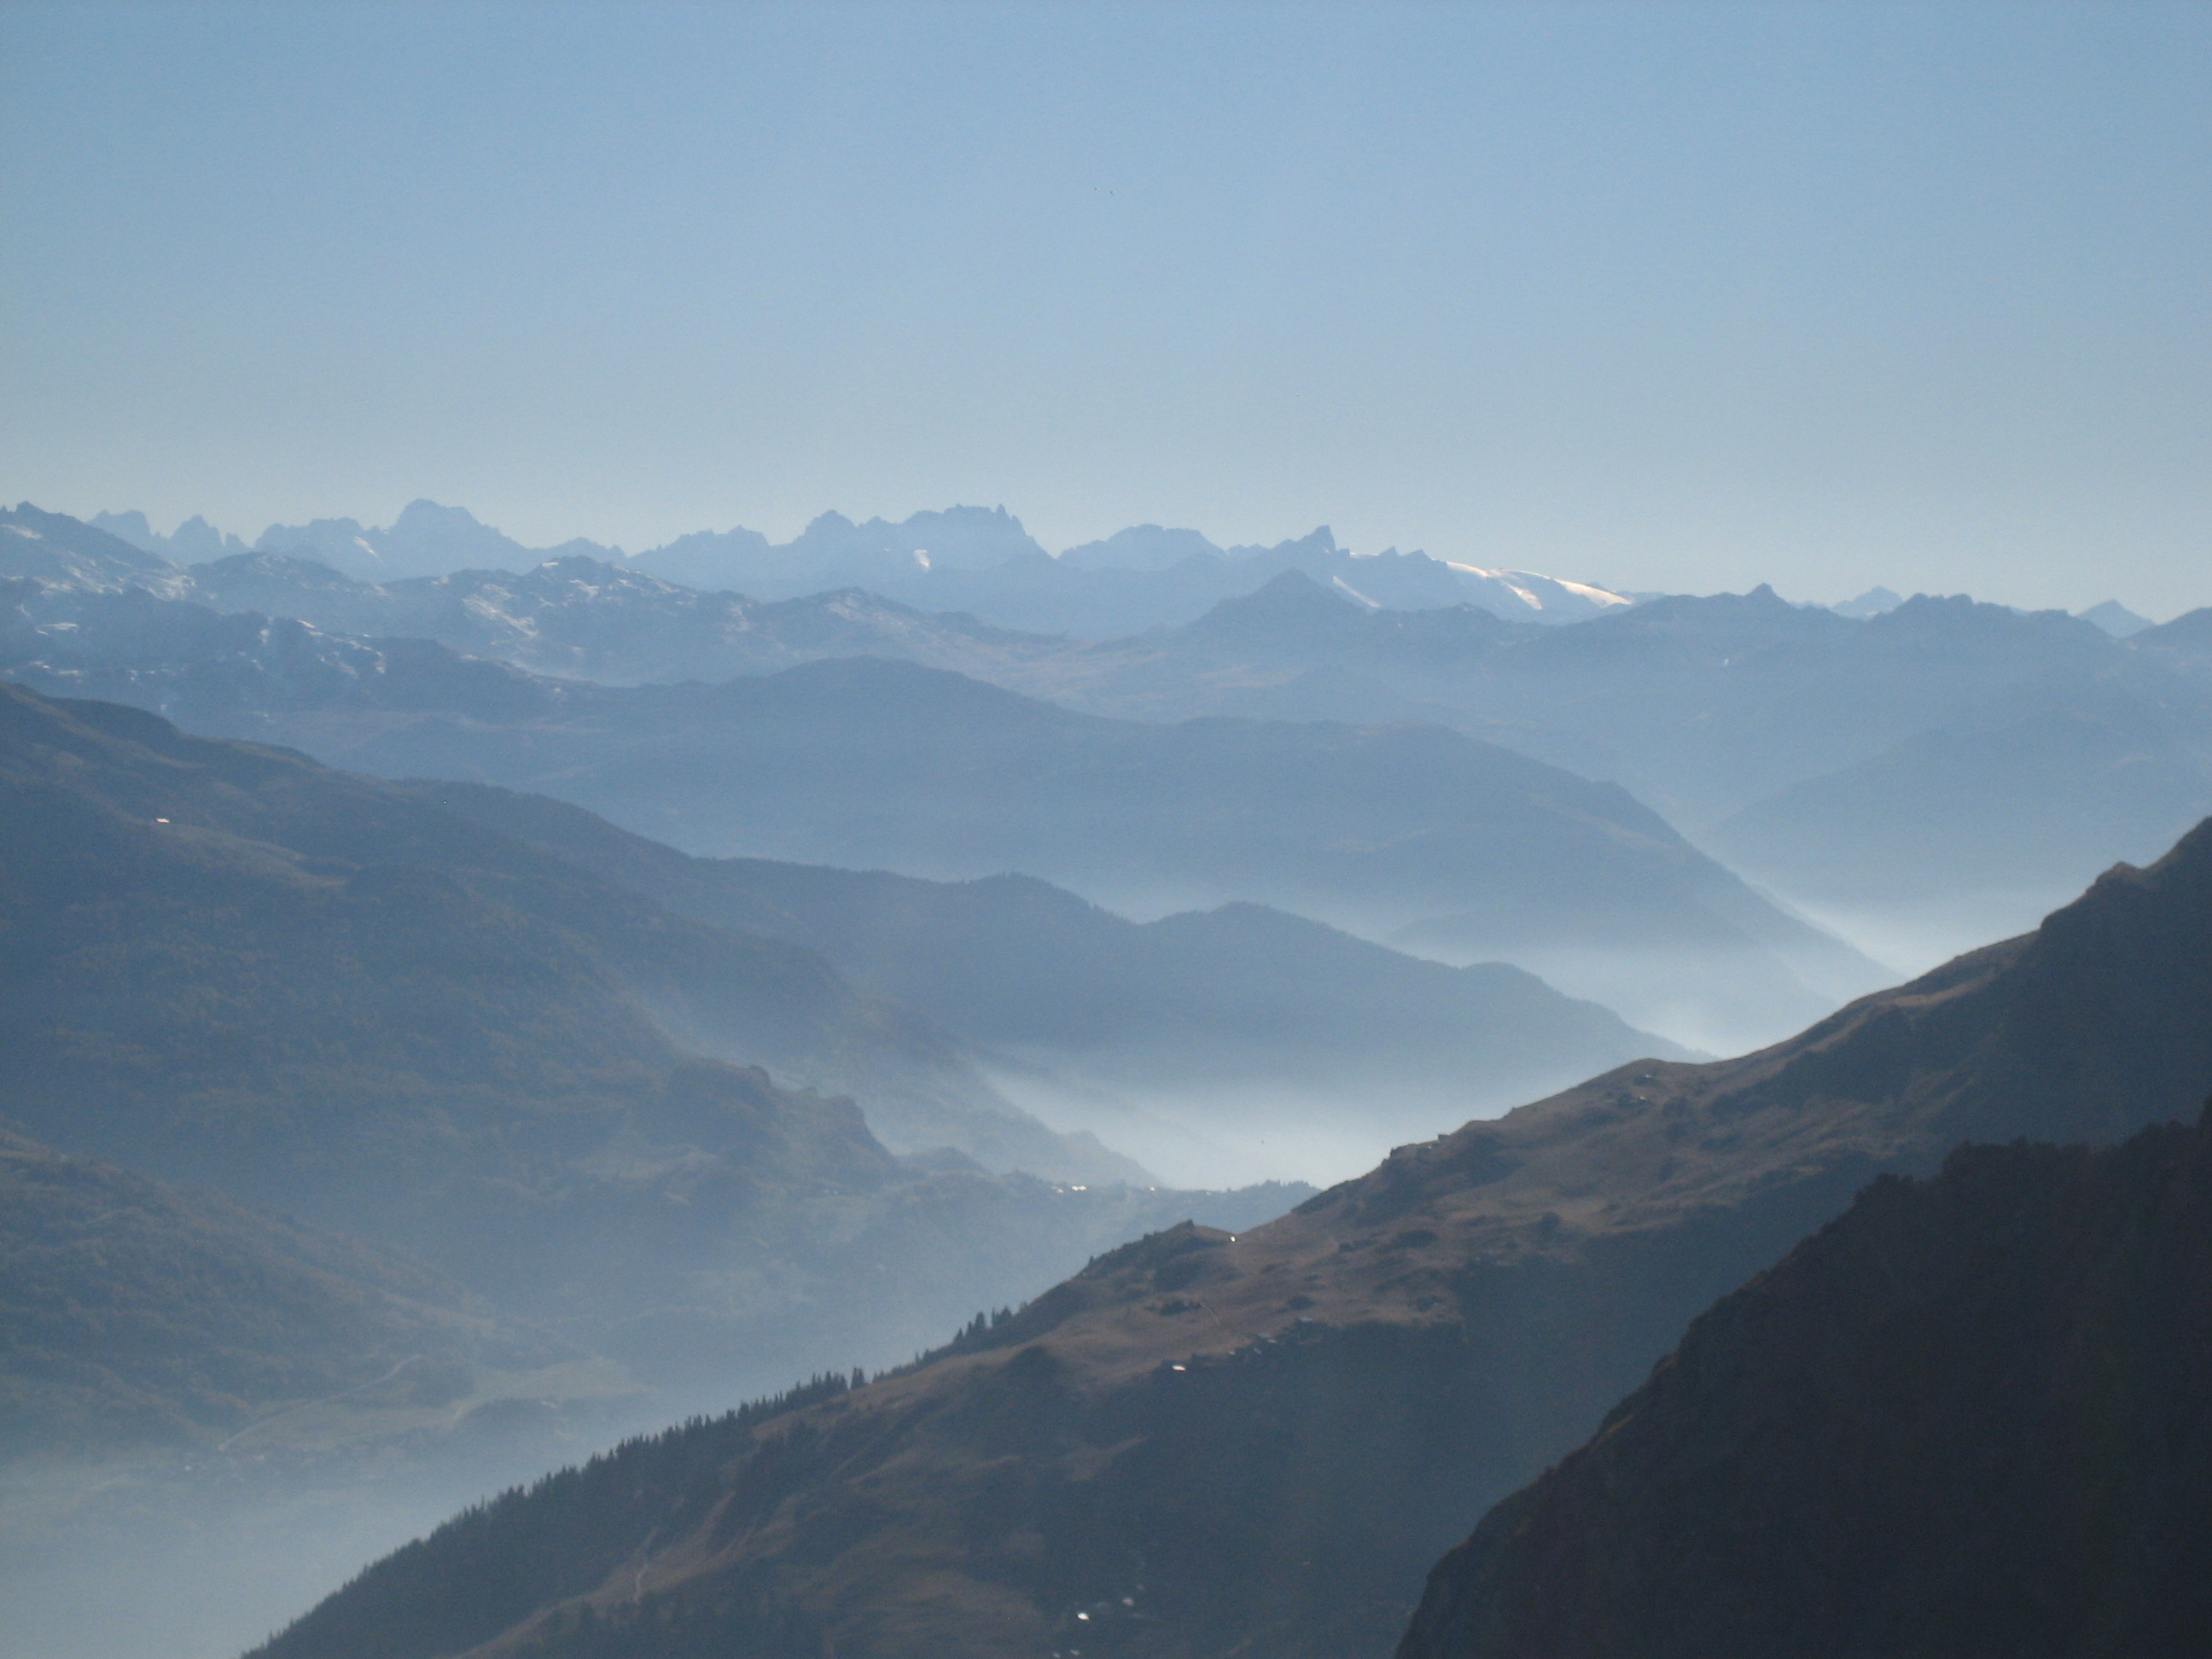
top-left (1775, 887), bottom-right (2083, 987)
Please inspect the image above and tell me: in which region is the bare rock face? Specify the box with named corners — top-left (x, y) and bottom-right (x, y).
top-left (1398, 1106), bottom-right (2212, 1659)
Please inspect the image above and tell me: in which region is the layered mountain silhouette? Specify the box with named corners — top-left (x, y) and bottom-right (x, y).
top-left (405, 780), bottom-right (1690, 1184)
top-left (1400, 1110), bottom-right (2212, 1659)
top-left (0, 510), bottom-right (1879, 1050)
top-left (248, 818), bottom-right (2212, 1659)
top-left (1044, 572), bottom-right (2192, 822)
top-left (1709, 678), bottom-right (2212, 904)
top-left (0, 680), bottom-right (1113, 1187)
top-left (223, 656), bottom-right (1876, 1050)
top-left (31, 502), bottom-right (2209, 944)
top-left (91, 499), bottom-right (1635, 637)
top-left (1021, 573), bottom-right (2212, 928)
top-left (0, 527), bottom-right (1702, 1178)
top-left (0, 685), bottom-right (1330, 1402)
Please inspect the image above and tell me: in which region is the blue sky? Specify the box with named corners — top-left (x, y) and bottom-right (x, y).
top-left (3, 1), bottom-right (2206, 613)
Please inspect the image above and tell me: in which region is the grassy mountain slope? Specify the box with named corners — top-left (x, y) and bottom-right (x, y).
top-left (249, 818), bottom-right (2212, 1659)
top-left (1400, 1112), bottom-right (2212, 1659)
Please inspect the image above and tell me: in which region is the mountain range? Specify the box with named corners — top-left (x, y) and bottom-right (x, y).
top-left (1002, 572), bottom-right (2212, 940)
top-left (87, 498), bottom-right (1636, 632)
top-left (245, 814), bottom-right (2212, 1658)
top-left (35, 502), bottom-right (2212, 949)
top-left (0, 507), bottom-right (1882, 1052)
top-left (0, 684), bottom-right (1330, 1407)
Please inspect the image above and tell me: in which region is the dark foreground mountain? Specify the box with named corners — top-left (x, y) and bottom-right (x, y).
top-left (0, 685), bottom-right (1311, 1400)
top-left (415, 781), bottom-right (1690, 1184)
top-left (251, 821), bottom-right (2212, 1659)
top-left (1400, 1111), bottom-right (2212, 1659)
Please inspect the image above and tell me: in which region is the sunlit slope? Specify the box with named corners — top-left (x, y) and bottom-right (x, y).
top-left (1400, 1114), bottom-right (2212, 1659)
top-left (252, 820), bottom-right (2212, 1659)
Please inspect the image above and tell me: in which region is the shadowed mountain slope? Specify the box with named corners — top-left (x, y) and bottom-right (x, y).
top-left (250, 819), bottom-right (2212, 1659)
top-left (0, 535), bottom-right (1881, 1048)
top-left (0, 687), bottom-right (1336, 1413)
top-left (0, 1125), bottom-right (584, 1458)
top-left (0, 681), bottom-right (1116, 1189)
top-left (237, 655), bottom-right (1878, 1050)
top-left (407, 780), bottom-right (1691, 1183)
top-left (1400, 1111), bottom-right (2212, 1659)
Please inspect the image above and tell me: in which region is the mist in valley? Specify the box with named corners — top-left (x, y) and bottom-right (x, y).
top-left (4, 4), bottom-right (2209, 1657)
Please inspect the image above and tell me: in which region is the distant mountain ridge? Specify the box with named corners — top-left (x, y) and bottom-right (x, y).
top-left (26, 501), bottom-right (2212, 956)
top-left (247, 818), bottom-right (2212, 1659)
top-left (412, 779), bottom-right (1692, 1184)
top-left (1016, 572), bottom-right (2212, 928)
top-left (83, 498), bottom-right (1636, 633)
top-left (185, 652), bottom-right (1877, 1051)
top-left (0, 684), bottom-right (1328, 1406)
top-left (0, 508), bottom-right (1883, 1052)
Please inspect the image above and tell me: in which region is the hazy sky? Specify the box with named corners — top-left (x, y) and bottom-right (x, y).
top-left (3, 2), bottom-right (2206, 614)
